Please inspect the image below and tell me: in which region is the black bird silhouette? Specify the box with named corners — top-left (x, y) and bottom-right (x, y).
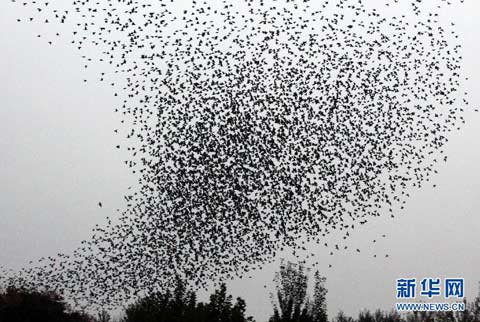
top-left (2, 0), bottom-right (475, 310)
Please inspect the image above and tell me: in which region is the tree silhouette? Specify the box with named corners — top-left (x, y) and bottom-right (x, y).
top-left (333, 311), bottom-right (355, 322)
top-left (121, 279), bottom-right (253, 322)
top-left (0, 286), bottom-right (93, 322)
top-left (269, 261), bottom-right (328, 322)
top-left (310, 271), bottom-right (328, 322)
top-left (96, 310), bottom-right (112, 322)
top-left (330, 282), bottom-right (480, 322)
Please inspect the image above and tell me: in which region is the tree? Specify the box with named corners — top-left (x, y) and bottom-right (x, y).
top-left (357, 310), bottom-right (374, 322)
top-left (121, 280), bottom-right (253, 322)
top-left (472, 282), bottom-right (480, 321)
top-left (333, 311), bottom-right (355, 322)
top-left (97, 310), bottom-right (112, 322)
top-left (309, 271), bottom-right (328, 322)
top-left (269, 261), bottom-right (328, 322)
top-left (0, 286), bottom-right (93, 322)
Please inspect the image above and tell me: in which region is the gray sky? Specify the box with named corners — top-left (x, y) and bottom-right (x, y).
top-left (1, 0), bottom-right (479, 321)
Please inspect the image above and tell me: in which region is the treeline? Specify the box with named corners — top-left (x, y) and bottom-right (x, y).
top-left (121, 281), bottom-right (253, 322)
top-left (1, 262), bottom-right (479, 322)
top-left (0, 286), bottom-right (93, 322)
top-left (0, 281), bottom-right (252, 322)
top-left (333, 302), bottom-right (480, 322)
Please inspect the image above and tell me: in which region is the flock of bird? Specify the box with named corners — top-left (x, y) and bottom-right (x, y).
top-left (1, 0), bottom-right (474, 310)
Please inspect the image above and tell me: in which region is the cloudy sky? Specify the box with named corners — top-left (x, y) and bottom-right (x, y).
top-left (1, 0), bottom-right (479, 320)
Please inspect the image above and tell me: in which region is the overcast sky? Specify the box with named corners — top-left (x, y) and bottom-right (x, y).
top-left (1, 1), bottom-right (479, 321)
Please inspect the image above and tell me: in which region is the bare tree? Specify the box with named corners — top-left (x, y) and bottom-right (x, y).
top-left (269, 260), bottom-right (328, 322)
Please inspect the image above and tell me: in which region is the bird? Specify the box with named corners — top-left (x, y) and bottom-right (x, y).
top-left (2, 0), bottom-right (474, 311)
